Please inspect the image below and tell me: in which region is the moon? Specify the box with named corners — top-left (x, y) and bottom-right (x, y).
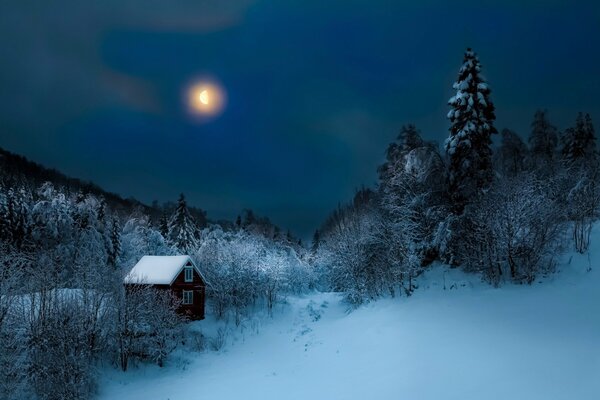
top-left (199, 90), bottom-right (209, 105)
top-left (187, 81), bottom-right (226, 118)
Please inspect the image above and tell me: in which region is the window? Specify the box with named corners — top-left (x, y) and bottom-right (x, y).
top-left (182, 290), bottom-right (193, 305)
top-left (184, 267), bottom-right (193, 282)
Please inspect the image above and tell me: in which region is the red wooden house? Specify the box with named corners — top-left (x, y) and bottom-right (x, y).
top-left (124, 255), bottom-right (207, 320)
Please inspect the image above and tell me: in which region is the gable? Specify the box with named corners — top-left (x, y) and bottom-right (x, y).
top-left (172, 261), bottom-right (206, 286)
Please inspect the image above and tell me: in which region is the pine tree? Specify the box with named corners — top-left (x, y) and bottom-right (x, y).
top-left (378, 141), bottom-right (400, 184)
top-left (445, 48), bottom-right (497, 213)
top-left (529, 110), bottom-right (558, 168)
top-left (398, 124), bottom-right (424, 154)
top-left (158, 213), bottom-right (169, 238)
top-left (562, 113), bottom-right (597, 164)
top-left (168, 194), bottom-right (198, 253)
top-left (378, 124), bottom-right (425, 184)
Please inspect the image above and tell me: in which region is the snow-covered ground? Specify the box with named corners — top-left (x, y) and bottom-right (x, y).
top-left (100, 246), bottom-right (600, 399)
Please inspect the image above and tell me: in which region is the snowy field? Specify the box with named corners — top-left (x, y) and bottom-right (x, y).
top-left (100, 249), bottom-right (600, 400)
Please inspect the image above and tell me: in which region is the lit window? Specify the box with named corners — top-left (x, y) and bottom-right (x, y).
top-left (183, 290), bottom-right (193, 305)
top-left (184, 267), bottom-right (193, 282)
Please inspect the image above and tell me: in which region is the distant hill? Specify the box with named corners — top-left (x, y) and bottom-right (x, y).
top-left (0, 146), bottom-right (301, 240)
top-left (0, 146), bottom-right (192, 222)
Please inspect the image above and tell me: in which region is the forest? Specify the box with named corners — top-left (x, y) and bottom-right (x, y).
top-left (0, 49), bottom-right (598, 400)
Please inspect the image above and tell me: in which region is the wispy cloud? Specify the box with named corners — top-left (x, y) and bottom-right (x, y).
top-left (0, 0), bottom-right (256, 138)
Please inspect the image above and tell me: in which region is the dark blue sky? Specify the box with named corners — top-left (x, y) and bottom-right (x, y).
top-left (1, 1), bottom-right (599, 237)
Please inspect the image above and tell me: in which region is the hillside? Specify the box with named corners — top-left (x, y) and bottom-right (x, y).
top-left (99, 232), bottom-right (600, 400)
top-left (0, 146), bottom-right (155, 215)
top-left (0, 146), bottom-right (214, 224)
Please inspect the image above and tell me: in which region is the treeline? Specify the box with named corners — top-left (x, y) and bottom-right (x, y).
top-left (313, 49), bottom-right (599, 304)
top-left (0, 146), bottom-right (156, 217)
top-left (0, 177), bottom-right (311, 399)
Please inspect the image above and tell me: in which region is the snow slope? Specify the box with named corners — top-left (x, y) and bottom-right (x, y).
top-left (100, 245), bottom-right (600, 399)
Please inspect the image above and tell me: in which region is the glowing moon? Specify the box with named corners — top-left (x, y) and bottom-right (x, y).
top-left (187, 81), bottom-right (226, 118)
top-left (199, 90), bottom-right (209, 105)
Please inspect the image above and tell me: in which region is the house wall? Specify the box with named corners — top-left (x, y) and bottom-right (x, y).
top-left (170, 266), bottom-right (206, 320)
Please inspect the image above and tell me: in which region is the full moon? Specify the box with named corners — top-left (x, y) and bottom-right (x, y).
top-left (187, 81), bottom-right (226, 118)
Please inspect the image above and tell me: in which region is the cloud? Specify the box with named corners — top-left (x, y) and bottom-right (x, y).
top-left (0, 0), bottom-right (256, 140)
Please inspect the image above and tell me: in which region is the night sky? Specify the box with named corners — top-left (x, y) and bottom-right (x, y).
top-left (1, 1), bottom-right (599, 237)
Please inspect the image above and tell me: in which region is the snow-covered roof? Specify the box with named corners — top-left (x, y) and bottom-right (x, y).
top-left (123, 255), bottom-right (205, 285)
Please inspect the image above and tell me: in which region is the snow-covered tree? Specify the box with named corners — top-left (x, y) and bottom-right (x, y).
top-left (120, 215), bottom-right (172, 270)
top-left (27, 299), bottom-right (97, 400)
top-left (445, 48), bottom-right (497, 213)
top-left (143, 290), bottom-right (184, 368)
top-left (0, 185), bottom-right (30, 250)
top-left (378, 123), bottom-right (448, 268)
top-left (459, 173), bottom-right (565, 285)
top-left (558, 114), bottom-right (600, 252)
top-left (196, 226), bottom-right (311, 321)
top-left (168, 194), bottom-right (198, 253)
top-left (316, 190), bottom-right (395, 305)
top-left (0, 244), bottom-right (29, 399)
top-left (566, 174), bottom-right (600, 253)
top-left (378, 124), bottom-right (425, 184)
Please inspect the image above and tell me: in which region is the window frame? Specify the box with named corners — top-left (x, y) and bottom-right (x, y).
top-left (182, 290), bottom-right (194, 305)
top-left (184, 267), bottom-right (194, 282)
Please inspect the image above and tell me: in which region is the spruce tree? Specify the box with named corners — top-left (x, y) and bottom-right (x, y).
top-left (445, 48), bottom-right (497, 213)
top-left (398, 124), bottom-right (424, 154)
top-left (311, 230), bottom-right (320, 253)
top-left (529, 109), bottom-right (558, 168)
top-left (378, 141), bottom-right (400, 184)
top-left (378, 124), bottom-right (425, 186)
top-left (168, 194), bottom-right (198, 253)
top-left (562, 113), bottom-right (597, 164)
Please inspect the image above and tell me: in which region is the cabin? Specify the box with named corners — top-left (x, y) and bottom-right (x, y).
top-left (124, 255), bottom-right (207, 320)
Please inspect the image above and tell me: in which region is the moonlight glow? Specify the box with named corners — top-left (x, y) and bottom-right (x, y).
top-left (199, 90), bottom-right (209, 105)
top-left (187, 81), bottom-right (226, 117)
